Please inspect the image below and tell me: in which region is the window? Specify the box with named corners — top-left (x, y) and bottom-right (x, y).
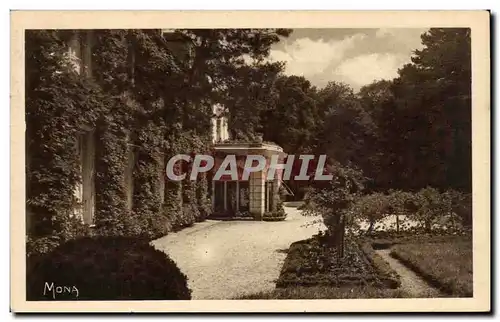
top-left (221, 118), bottom-right (227, 141)
top-left (216, 118), bottom-right (222, 142)
top-left (128, 42), bottom-right (136, 86)
top-left (75, 130), bottom-right (96, 225)
top-left (67, 31), bottom-right (93, 76)
top-left (265, 181), bottom-right (275, 213)
top-left (67, 34), bottom-right (82, 74)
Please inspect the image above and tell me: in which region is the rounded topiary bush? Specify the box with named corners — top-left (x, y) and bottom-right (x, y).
top-left (26, 236), bottom-right (191, 301)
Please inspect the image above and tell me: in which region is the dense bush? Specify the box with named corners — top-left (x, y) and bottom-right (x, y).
top-left (446, 190), bottom-right (472, 228)
top-left (263, 199), bottom-right (287, 221)
top-left (348, 192), bottom-right (390, 233)
top-left (26, 236), bottom-right (191, 301)
top-left (405, 187), bottom-right (470, 233)
top-left (348, 188), bottom-right (472, 235)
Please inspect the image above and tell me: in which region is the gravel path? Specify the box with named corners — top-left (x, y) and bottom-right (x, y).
top-left (152, 207), bottom-right (325, 299)
top-left (376, 249), bottom-right (442, 298)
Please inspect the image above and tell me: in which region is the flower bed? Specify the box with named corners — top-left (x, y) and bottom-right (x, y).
top-left (275, 234), bottom-right (400, 289)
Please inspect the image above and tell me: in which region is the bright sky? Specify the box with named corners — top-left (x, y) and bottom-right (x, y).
top-left (269, 28), bottom-right (428, 91)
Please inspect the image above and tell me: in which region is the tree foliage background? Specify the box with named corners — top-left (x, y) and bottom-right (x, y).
top-left (229, 28), bottom-right (472, 195)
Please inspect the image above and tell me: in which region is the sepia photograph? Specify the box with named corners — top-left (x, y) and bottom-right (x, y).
top-left (10, 10), bottom-right (490, 313)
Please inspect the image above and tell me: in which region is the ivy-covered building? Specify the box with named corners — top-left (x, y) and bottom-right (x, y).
top-left (25, 29), bottom-right (287, 254)
top-left (25, 29), bottom-right (214, 254)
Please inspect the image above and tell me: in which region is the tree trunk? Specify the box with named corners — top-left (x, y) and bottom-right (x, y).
top-left (332, 215), bottom-right (346, 263)
top-left (425, 220), bottom-right (432, 233)
top-left (368, 220), bottom-right (374, 234)
top-left (338, 218), bottom-right (346, 259)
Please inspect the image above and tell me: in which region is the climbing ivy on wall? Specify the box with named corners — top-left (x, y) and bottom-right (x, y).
top-left (26, 28), bottom-right (288, 255)
top-left (93, 122), bottom-right (130, 236)
top-left (26, 29), bottom-right (215, 254)
top-left (25, 30), bottom-right (111, 254)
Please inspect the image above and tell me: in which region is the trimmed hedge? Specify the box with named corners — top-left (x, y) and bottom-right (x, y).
top-left (26, 236), bottom-right (191, 301)
top-left (358, 240), bottom-right (400, 288)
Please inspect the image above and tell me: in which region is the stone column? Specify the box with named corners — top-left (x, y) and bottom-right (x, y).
top-left (211, 179), bottom-right (215, 211)
top-left (236, 180), bottom-right (240, 211)
top-left (249, 170), bottom-right (265, 220)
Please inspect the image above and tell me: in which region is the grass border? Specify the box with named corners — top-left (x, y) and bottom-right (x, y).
top-left (390, 248), bottom-right (473, 297)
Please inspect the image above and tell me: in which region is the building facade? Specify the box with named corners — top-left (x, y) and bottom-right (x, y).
top-left (26, 29), bottom-right (286, 249)
top-left (210, 113), bottom-right (286, 219)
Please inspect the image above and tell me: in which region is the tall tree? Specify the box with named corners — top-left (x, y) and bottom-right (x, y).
top-left (263, 75), bottom-right (319, 154)
top-left (358, 80), bottom-right (401, 190)
top-left (363, 28), bottom-right (472, 192)
top-left (412, 28), bottom-right (471, 192)
top-left (316, 81), bottom-right (376, 173)
top-left (224, 61), bottom-right (284, 141)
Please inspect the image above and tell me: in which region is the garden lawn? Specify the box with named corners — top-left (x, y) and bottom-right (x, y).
top-left (390, 240), bottom-right (472, 297)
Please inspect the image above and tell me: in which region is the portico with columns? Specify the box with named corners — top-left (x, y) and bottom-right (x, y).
top-left (210, 105), bottom-right (286, 220)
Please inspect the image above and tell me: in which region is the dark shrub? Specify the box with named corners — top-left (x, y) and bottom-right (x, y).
top-left (27, 236), bottom-right (191, 301)
top-left (263, 199), bottom-right (287, 221)
top-left (447, 191), bottom-right (472, 228)
top-left (262, 211), bottom-right (287, 221)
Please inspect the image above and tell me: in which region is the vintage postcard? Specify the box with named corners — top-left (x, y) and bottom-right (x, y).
top-left (10, 10), bottom-right (490, 313)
